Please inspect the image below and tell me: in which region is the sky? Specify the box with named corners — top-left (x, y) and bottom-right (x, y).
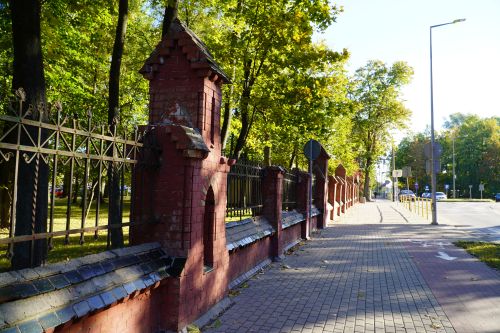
top-left (317, 0), bottom-right (500, 135)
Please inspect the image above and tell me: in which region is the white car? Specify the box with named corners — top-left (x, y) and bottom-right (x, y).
top-left (435, 192), bottom-right (447, 200)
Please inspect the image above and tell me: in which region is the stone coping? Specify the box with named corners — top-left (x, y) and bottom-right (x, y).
top-left (0, 243), bottom-right (177, 333)
top-left (311, 206), bottom-right (321, 217)
top-left (281, 210), bottom-right (306, 230)
top-left (226, 217), bottom-right (275, 252)
top-left (228, 259), bottom-right (272, 290)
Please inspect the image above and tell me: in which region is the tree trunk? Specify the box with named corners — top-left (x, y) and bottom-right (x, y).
top-left (220, 102), bottom-right (231, 153)
top-left (363, 157), bottom-right (373, 202)
top-left (263, 146), bottom-right (271, 166)
top-left (10, 0), bottom-right (48, 269)
top-left (288, 144), bottom-right (297, 170)
top-left (0, 159), bottom-right (13, 229)
top-left (232, 86), bottom-right (251, 159)
top-left (161, 0), bottom-right (178, 38)
top-left (107, 0), bottom-right (128, 248)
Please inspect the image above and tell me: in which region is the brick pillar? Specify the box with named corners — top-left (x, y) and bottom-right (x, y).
top-left (328, 175), bottom-right (339, 221)
top-left (296, 170), bottom-right (311, 240)
top-left (346, 176), bottom-right (352, 209)
top-left (262, 166), bottom-right (285, 260)
top-left (335, 164), bottom-right (347, 214)
top-left (131, 18), bottom-right (233, 331)
top-left (313, 151), bottom-right (329, 229)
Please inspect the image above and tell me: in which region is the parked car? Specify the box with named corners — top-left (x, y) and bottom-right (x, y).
top-left (398, 189), bottom-right (416, 201)
top-left (54, 187), bottom-right (64, 198)
top-left (435, 192), bottom-right (447, 200)
top-left (494, 193), bottom-right (500, 202)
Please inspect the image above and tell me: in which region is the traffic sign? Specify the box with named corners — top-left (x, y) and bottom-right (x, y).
top-left (402, 166), bottom-right (412, 178)
top-left (425, 159), bottom-right (441, 175)
top-left (392, 169), bottom-right (402, 177)
top-left (479, 183), bottom-right (485, 191)
top-left (424, 142), bottom-right (443, 158)
top-left (303, 139), bottom-right (321, 160)
top-left (444, 184), bottom-right (449, 190)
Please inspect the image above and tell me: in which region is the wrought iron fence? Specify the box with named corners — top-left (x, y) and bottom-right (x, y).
top-left (0, 92), bottom-right (144, 268)
top-left (282, 170), bottom-right (298, 211)
top-left (226, 159), bottom-right (263, 221)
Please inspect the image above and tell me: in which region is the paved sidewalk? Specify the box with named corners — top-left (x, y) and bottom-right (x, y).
top-left (204, 200), bottom-right (500, 333)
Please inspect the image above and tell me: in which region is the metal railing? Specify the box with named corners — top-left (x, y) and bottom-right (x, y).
top-left (226, 159), bottom-right (263, 221)
top-left (282, 170), bottom-right (298, 211)
top-left (0, 92), bottom-right (144, 268)
top-left (399, 195), bottom-right (432, 220)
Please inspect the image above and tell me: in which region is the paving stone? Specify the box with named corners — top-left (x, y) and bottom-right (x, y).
top-left (203, 201), bottom-right (458, 333)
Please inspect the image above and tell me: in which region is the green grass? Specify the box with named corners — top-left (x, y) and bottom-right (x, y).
top-left (225, 208), bottom-right (253, 223)
top-left (0, 197), bottom-right (130, 272)
top-left (454, 241), bottom-right (500, 270)
top-left (442, 199), bottom-right (494, 202)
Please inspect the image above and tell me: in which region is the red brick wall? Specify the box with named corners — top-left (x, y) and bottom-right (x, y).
top-left (282, 223), bottom-right (302, 249)
top-left (227, 237), bottom-right (272, 284)
top-left (55, 284), bottom-right (169, 333)
top-left (310, 215), bottom-right (319, 231)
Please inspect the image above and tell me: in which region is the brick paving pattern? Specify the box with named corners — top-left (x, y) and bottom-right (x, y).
top-left (206, 209), bottom-right (455, 332)
top-left (205, 200), bottom-right (500, 333)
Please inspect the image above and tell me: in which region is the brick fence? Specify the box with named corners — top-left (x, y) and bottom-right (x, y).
top-left (0, 18), bottom-right (362, 333)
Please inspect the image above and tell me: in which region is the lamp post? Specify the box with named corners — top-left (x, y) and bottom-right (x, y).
top-left (429, 18), bottom-right (465, 225)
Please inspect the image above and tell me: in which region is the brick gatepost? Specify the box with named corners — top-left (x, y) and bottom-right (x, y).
top-left (131, 19), bottom-right (232, 331)
top-left (296, 170), bottom-right (311, 239)
top-left (327, 175), bottom-right (337, 221)
top-left (313, 148), bottom-right (330, 229)
top-left (262, 166), bottom-right (285, 260)
top-left (335, 164), bottom-right (347, 214)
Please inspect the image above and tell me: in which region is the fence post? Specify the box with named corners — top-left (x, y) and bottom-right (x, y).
top-left (131, 19), bottom-right (232, 330)
top-left (335, 164), bottom-right (347, 214)
top-left (296, 170), bottom-right (311, 239)
top-left (313, 151), bottom-right (329, 229)
top-left (262, 166), bottom-right (285, 260)
top-left (327, 175), bottom-right (337, 222)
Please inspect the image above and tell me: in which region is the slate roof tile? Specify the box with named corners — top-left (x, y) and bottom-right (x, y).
top-left (38, 312), bottom-right (61, 330)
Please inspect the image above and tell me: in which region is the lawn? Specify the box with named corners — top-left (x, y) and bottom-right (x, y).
top-left (454, 241), bottom-right (500, 270)
top-left (0, 197), bottom-right (130, 272)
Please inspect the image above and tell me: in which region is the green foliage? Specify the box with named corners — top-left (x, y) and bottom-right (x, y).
top-left (0, 0), bottom-right (12, 106)
top-left (396, 113), bottom-right (500, 197)
top-left (0, 0), bottom-right (367, 177)
top-left (176, 0), bottom-right (351, 168)
top-left (0, 0), bottom-right (156, 126)
top-left (350, 60), bottom-right (414, 197)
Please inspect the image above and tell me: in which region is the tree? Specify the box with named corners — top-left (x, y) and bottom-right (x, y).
top-left (107, 0), bottom-right (129, 248)
top-left (350, 60), bottom-right (413, 201)
top-left (396, 114), bottom-right (500, 198)
top-left (395, 133), bottom-right (429, 195)
top-left (9, 0), bottom-right (49, 268)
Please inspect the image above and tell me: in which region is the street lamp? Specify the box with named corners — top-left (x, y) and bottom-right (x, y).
top-left (429, 18), bottom-right (465, 225)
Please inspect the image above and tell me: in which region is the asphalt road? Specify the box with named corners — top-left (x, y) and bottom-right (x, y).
top-left (436, 201), bottom-right (500, 241)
